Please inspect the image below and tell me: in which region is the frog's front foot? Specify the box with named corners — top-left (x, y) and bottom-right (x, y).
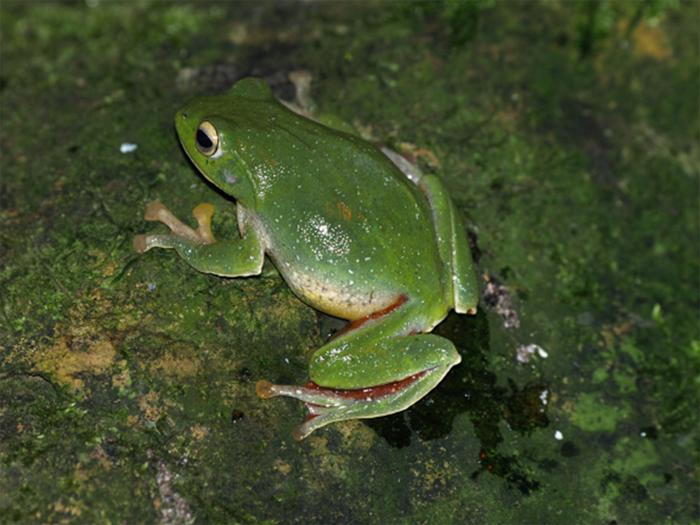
top-left (133, 201), bottom-right (216, 253)
top-left (133, 200), bottom-right (264, 277)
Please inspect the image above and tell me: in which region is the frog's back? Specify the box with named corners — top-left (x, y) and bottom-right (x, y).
top-left (242, 112), bottom-right (447, 319)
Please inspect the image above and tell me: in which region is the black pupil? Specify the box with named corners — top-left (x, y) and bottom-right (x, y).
top-left (196, 128), bottom-right (213, 150)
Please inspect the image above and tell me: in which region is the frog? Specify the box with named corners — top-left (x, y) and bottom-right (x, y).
top-left (133, 75), bottom-right (478, 440)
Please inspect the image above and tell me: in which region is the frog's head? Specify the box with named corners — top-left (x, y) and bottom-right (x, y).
top-left (175, 77), bottom-right (282, 207)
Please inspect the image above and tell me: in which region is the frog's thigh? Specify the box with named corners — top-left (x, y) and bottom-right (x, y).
top-left (310, 332), bottom-right (460, 390)
top-left (309, 305), bottom-right (461, 390)
top-left (419, 175), bottom-right (478, 314)
top-left (381, 147), bottom-right (423, 184)
top-left (141, 230), bottom-right (264, 277)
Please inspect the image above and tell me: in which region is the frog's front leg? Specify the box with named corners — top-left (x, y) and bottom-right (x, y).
top-left (133, 201), bottom-right (264, 277)
top-left (256, 300), bottom-right (461, 440)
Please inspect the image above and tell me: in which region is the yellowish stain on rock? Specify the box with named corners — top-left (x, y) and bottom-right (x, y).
top-left (307, 434), bottom-right (352, 480)
top-left (274, 458), bottom-right (292, 475)
top-left (190, 425), bottom-right (209, 441)
top-left (148, 352), bottom-right (200, 380)
top-left (73, 463), bottom-right (90, 483)
top-left (86, 248), bottom-right (118, 277)
top-left (20, 286), bottom-right (146, 398)
top-left (52, 500), bottom-right (83, 519)
top-left (90, 445), bottom-right (114, 471)
top-left (138, 391), bottom-right (164, 423)
top-left (101, 260), bottom-right (118, 277)
top-left (632, 22), bottom-right (672, 61)
top-left (333, 420), bottom-right (375, 452)
top-left (410, 457), bottom-right (458, 495)
top-left (617, 20), bottom-right (673, 61)
top-left (111, 360), bottom-right (132, 390)
top-left (33, 336), bottom-right (116, 393)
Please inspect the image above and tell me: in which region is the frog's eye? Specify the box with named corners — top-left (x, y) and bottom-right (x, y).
top-left (195, 121), bottom-right (219, 156)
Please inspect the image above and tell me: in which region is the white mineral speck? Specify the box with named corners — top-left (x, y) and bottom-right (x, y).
top-left (120, 142), bottom-right (137, 153)
top-left (554, 430), bottom-right (563, 440)
top-left (516, 343), bottom-right (548, 363)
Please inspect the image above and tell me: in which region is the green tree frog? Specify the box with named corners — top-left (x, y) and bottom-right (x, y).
top-left (134, 77), bottom-right (478, 440)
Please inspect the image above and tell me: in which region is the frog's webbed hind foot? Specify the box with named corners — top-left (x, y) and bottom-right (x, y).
top-left (133, 201), bottom-right (216, 253)
top-left (256, 379), bottom-right (358, 440)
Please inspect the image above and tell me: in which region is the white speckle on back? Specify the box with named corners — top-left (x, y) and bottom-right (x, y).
top-left (297, 212), bottom-right (351, 260)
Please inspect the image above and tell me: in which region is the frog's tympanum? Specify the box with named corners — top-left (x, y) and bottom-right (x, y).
top-left (134, 77), bottom-right (478, 440)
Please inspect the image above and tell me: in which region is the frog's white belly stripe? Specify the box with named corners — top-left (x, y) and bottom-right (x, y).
top-left (273, 258), bottom-right (394, 321)
top-left (237, 203), bottom-right (393, 320)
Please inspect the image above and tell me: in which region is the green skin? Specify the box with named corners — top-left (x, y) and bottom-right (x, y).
top-left (134, 78), bottom-right (478, 440)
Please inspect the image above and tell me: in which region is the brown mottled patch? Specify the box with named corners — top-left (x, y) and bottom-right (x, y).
top-left (190, 425), bottom-right (209, 441)
top-left (111, 360), bottom-right (132, 390)
top-left (333, 420), bottom-right (375, 452)
top-left (274, 458), bottom-right (292, 475)
top-left (410, 457), bottom-right (459, 499)
top-left (53, 501), bottom-right (83, 518)
top-left (336, 201), bottom-right (352, 220)
top-left (73, 463), bottom-right (89, 483)
top-left (148, 352), bottom-right (200, 380)
top-left (138, 391), bottom-right (163, 423)
top-left (101, 260), bottom-right (118, 277)
top-left (87, 248), bottom-right (117, 277)
top-left (90, 445), bottom-right (113, 471)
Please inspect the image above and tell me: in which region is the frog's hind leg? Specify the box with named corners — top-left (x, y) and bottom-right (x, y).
top-left (257, 356), bottom-right (452, 440)
top-left (256, 300), bottom-right (461, 440)
top-left (381, 147), bottom-right (424, 185)
top-left (381, 149), bottom-right (479, 314)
